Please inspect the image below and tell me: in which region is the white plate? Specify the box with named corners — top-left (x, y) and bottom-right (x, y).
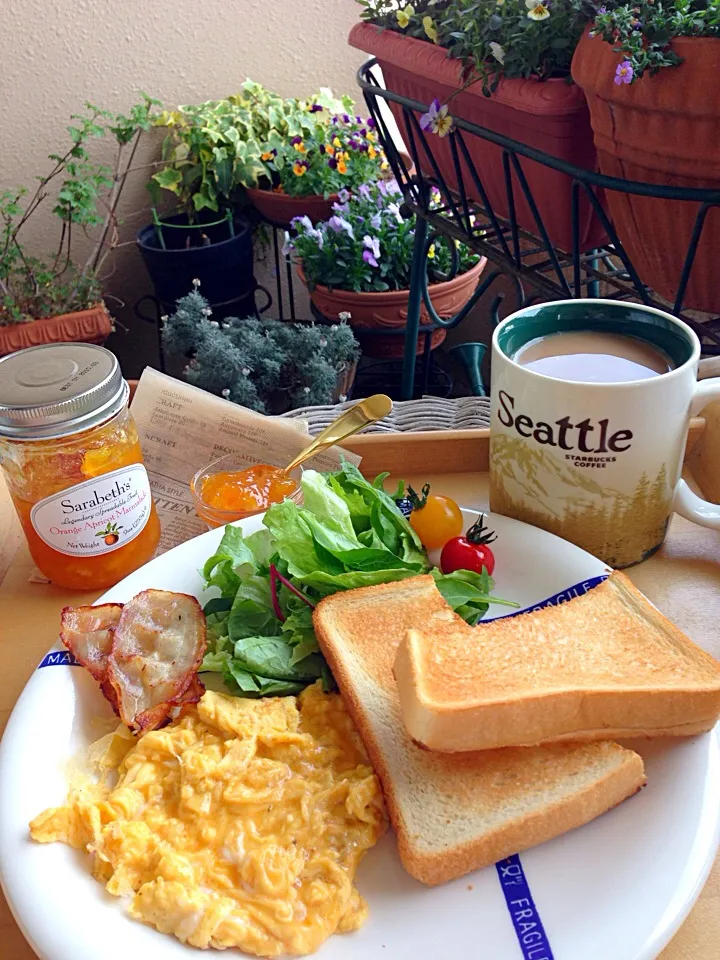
top-left (1, 510), bottom-right (718, 960)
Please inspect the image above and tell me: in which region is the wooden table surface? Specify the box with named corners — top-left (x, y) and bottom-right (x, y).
top-left (1, 469), bottom-right (719, 960)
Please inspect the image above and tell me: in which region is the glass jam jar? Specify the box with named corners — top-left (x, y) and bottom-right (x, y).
top-left (0, 343), bottom-right (161, 590)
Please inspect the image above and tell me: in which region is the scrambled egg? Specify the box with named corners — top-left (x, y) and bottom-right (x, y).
top-left (30, 683), bottom-right (386, 956)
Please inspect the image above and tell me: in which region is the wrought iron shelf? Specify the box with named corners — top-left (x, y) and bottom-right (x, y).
top-left (357, 59), bottom-right (720, 400)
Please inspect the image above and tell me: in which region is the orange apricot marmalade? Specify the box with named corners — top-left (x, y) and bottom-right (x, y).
top-left (197, 464), bottom-right (298, 525)
top-left (0, 344), bottom-right (160, 590)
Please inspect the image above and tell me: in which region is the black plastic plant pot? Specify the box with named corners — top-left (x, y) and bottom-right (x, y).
top-left (137, 212), bottom-right (258, 321)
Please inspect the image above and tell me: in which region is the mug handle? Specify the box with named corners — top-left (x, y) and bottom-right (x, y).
top-left (672, 378), bottom-right (720, 528)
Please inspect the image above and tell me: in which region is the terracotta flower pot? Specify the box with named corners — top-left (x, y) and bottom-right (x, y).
top-left (349, 24), bottom-right (607, 254)
top-left (298, 256), bottom-right (487, 358)
top-left (0, 303), bottom-right (113, 358)
top-left (247, 188), bottom-right (338, 228)
top-left (572, 34), bottom-right (720, 312)
top-left (246, 154), bottom-right (415, 229)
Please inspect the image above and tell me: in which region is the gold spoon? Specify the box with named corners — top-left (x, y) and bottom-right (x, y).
top-left (283, 394), bottom-right (393, 475)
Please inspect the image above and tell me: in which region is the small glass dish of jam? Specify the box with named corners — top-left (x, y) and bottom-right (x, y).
top-left (190, 454), bottom-right (303, 529)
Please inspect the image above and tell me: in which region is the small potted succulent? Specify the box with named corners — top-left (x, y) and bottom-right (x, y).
top-left (0, 96), bottom-right (159, 356)
top-left (284, 180), bottom-right (486, 358)
top-left (572, 3), bottom-right (720, 313)
top-left (162, 282), bottom-right (360, 413)
top-left (350, 0), bottom-right (606, 253)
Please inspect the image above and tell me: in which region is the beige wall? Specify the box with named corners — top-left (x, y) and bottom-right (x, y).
top-left (1, 0), bottom-right (366, 374)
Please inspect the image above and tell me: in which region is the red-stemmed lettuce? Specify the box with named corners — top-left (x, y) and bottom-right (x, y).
top-left (200, 461), bottom-right (514, 697)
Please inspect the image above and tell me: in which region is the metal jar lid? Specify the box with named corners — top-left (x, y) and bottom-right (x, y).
top-left (0, 343), bottom-right (128, 441)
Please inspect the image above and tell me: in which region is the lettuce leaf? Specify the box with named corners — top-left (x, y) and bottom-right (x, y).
top-left (432, 568), bottom-right (518, 624)
top-left (201, 461), bottom-right (516, 697)
top-left (202, 525), bottom-right (275, 596)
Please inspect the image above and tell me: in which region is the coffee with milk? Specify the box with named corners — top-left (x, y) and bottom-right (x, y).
top-left (514, 331), bottom-right (673, 383)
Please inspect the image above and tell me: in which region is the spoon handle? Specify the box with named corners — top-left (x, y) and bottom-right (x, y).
top-left (284, 394), bottom-right (393, 475)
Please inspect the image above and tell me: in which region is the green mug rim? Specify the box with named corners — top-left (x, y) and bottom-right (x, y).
top-left (493, 299), bottom-right (699, 386)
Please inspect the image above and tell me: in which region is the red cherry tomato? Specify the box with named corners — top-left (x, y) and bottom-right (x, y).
top-left (440, 515), bottom-right (497, 576)
top-left (407, 483), bottom-right (463, 550)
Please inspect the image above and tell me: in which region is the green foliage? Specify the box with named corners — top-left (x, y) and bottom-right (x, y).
top-left (0, 94), bottom-right (161, 325)
top-left (359, 0), bottom-right (597, 94)
top-left (150, 82), bottom-right (386, 218)
top-left (592, 0), bottom-right (720, 80)
top-left (284, 180), bottom-right (480, 293)
top-left (162, 285), bottom-right (360, 414)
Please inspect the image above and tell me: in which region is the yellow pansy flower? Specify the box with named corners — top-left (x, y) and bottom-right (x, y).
top-left (261, 151), bottom-right (274, 161)
top-left (368, 144), bottom-right (377, 159)
top-left (293, 141), bottom-right (306, 153)
top-left (396, 3), bottom-right (415, 28)
top-left (337, 159), bottom-right (348, 174)
top-left (293, 161), bottom-right (307, 176)
top-left (325, 144), bottom-right (335, 156)
top-left (427, 243), bottom-right (436, 259)
top-left (526, 0), bottom-right (550, 19)
top-left (333, 136), bottom-right (342, 148)
top-left (423, 16), bottom-right (438, 42)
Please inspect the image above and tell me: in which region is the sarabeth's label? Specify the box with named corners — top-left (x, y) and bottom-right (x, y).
top-left (31, 464), bottom-right (152, 557)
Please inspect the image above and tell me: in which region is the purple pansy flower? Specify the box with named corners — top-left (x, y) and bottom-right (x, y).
top-left (309, 103), bottom-right (323, 112)
top-left (290, 214), bottom-right (313, 233)
top-left (291, 135), bottom-right (303, 145)
top-left (370, 212), bottom-right (382, 231)
top-left (358, 183), bottom-right (372, 200)
top-left (328, 215), bottom-right (355, 239)
top-left (281, 233), bottom-right (294, 258)
top-left (327, 157), bottom-right (337, 169)
top-left (356, 115), bottom-right (363, 124)
top-left (614, 59), bottom-right (634, 85)
top-left (337, 188), bottom-right (351, 203)
top-left (420, 98), bottom-right (454, 138)
top-left (367, 117), bottom-right (376, 128)
top-left (362, 234), bottom-right (381, 268)
top-left (331, 200), bottom-right (350, 215)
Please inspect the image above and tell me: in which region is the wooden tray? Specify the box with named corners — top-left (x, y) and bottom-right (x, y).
top-left (1, 408), bottom-right (719, 960)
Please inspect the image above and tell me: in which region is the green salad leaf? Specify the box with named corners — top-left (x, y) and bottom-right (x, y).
top-left (200, 462), bottom-right (516, 697)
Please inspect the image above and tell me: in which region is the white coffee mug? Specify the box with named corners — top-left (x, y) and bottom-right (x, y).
top-left (489, 299), bottom-right (720, 567)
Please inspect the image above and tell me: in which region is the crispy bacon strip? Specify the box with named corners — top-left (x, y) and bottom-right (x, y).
top-left (107, 589), bottom-right (207, 733)
top-left (60, 604), bottom-right (123, 682)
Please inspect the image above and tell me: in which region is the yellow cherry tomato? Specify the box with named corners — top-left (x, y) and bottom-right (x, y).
top-left (409, 492), bottom-right (463, 550)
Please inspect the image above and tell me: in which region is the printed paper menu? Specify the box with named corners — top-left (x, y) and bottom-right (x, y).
top-left (130, 368), bottom-right (361, 553)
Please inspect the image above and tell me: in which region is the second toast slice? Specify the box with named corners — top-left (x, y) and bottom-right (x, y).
top-left (394, 571), bottom-right (720, 752)
top-left (314, 575), bottom-right (645, 884)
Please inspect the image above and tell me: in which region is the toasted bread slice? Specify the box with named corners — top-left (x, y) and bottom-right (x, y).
top-left (394, 571), bottom-right (720, 753)
top-left (313, 575), bottom-right (645, 885)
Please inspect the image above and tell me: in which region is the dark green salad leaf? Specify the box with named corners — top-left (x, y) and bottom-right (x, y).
top-left (200, 461), bottom-right (516, 697)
